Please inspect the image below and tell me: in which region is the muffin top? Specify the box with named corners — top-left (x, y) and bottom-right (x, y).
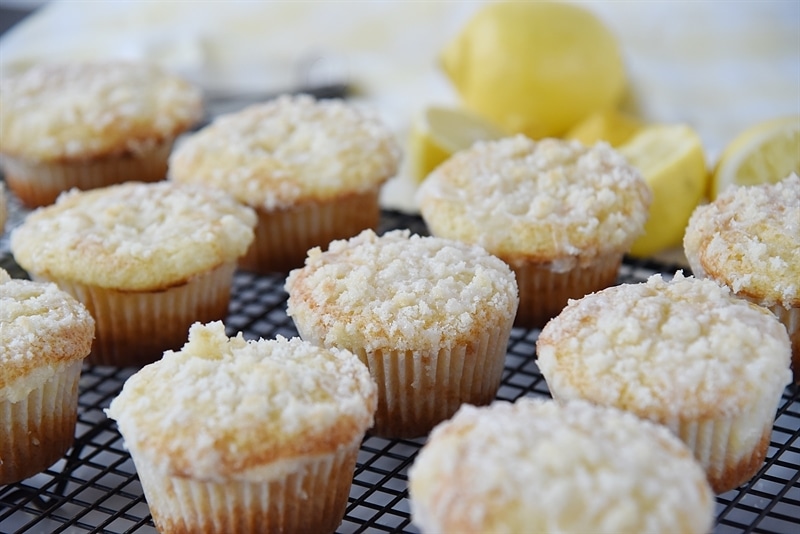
top-left (285, 229), bottom-right (519, 352)
top-left (417, 136), bottom-right (651, 268)
top-left (10, 181), bottom-right (256, 291)
top-left (537, 272), bottom-right (792, 420)
top-left (684, 173), bottom-right (800, 308)
top-left (0, 268), bottom-right (95, 402)
top-left (0, 61), bottom-right (203, 162)
top-left (169, 94), bottom-right (401, 210)
top-left (105, 321), bottom-right (376, 481)
top-left (408, 398), bottom-right (714, 534)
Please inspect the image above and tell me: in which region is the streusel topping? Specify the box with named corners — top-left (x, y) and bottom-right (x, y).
top-left (169, 94), bottom-right (401, 210)
top-left (417, 136), bottom-right (651, 267)
top-left (1, 268), bottom-right (95, 400)
top-left (105, 321), bottom-right (376, 480)
top-left (285, 229), bottom-right (518, 352)
top-left (11, 181), bottom-right (256, 291)
top-left (537, 272), bottom-right (792, 419)
top-left (409, 398), bottom-right (714, 534)
top-left (0, 61), bottom-right (203, 161)
top-left (684, 173), bottom-right (799, 308)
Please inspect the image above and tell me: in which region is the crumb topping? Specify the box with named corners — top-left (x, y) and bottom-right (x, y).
top-left (10, 181), bottom-right (256, 291)
top-left (684, 173), bottom-right (800, 308)
top-left (417, 136), bottom-right (651, 266)
top-left (105, 321), bottom-right (376, 481)
top-left (169, 94), bottom-right (401, 210)
top-left (0, 61), bottom-right (203, 161)
top-left (1, 268), bottom-right (95, 400)
top-left (537, 272), bottom-right (792, 419)
top-left (285, 229), bottom-right (519, 352)
top-left (408, 398), bottom-right (714, 533)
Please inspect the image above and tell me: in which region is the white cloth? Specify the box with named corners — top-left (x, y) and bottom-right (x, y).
top-left (1, 0), bottom-right (798, 213)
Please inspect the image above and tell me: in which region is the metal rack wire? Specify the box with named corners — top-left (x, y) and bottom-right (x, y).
top-left (1, 204), bottom-right (798, 534)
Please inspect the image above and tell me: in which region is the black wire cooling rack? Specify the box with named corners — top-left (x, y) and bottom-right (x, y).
top-left (1, 195), bottom-right (799, 534)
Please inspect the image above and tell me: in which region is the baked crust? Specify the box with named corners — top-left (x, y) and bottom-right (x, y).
top-left (417, 136), bottom-right (651, 266)
top-left (0, 61), bottom-right (203, 162)
top-left (169, 94), bottom-right (401, 210)
top-left (0, 269), bottom-right (94, 400)
top-left (10, 181), bottom-right (256, 291)
top-left (105, 322), bottom-right (377, 481)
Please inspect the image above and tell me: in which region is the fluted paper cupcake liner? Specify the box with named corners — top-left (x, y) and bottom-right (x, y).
top-left (33, 262), bottom-right (236, 367)
top-left (511, 252), bottom-right (622, 328)
top-left (0, 360), bottom-right (82, 485)
top-left (767, 304), bottom-right (799, 384)
top-left (132, 443), bottom-right (360, 534)
top-left (351, 319), bottom-right (513, 439)
top-left (1, 139), bottom-right (174, 208)
top-left (239, 188), bottom-right (380, 274)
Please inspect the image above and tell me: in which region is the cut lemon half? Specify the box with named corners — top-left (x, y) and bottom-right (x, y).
top-left (409, 105), bottom-right (507, 183)
top-left (564, 109), bottom-right (644, 147)
top-left (711, 115), bottom-right (800, 200)
top-left (619, 124), bottom-right (708, 258)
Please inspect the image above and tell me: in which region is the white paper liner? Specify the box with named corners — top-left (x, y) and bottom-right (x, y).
top-left (0, 360), bottom-right (82, 485)
top-left (348, 317), bottom-right (514, 439)
top-left (767, 303), bottom-right (799, 384)
top-left (511, 252), bottom-right (622, 328)
top-left (0, 139), bottom-right (175, 208)
top-left (132, 443), bottom-right (360, 534)
top-left (239, 188), bottom-right (381, 274)
top-left (32, 262), bottom-right (236, 367)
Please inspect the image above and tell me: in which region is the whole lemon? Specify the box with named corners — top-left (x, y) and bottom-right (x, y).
top-left (440, 1), bottom-right (627, 139)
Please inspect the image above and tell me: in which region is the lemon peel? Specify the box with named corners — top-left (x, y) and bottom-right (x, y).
top-left (408, 106), bottom-right (506, 183)
top-left (711, 115), bottom-right (800, 200)
top-left (440, 0), bottom-right (627, 139)
top-left (619, 124), bottom-right (708, 258)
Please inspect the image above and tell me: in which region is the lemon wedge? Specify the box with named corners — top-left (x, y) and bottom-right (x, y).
top-left (439, 0), bottom-right (626, 139)
top-left (408, 105), bottom-right (507, 183)
top-left (619, 124), bottom-right (708, 258)
top-left (711, 115), bottom-right (800, 200)
top-left (564, 109), bottom-right (644, 147)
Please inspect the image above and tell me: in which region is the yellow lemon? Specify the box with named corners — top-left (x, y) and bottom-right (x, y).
top-left (408, 105), bottom-right (507, 182)
top-left (711, 115), bottom-right (800, 200)
top-left (440, 0), bottom-right (627, 139)
top-left (564, 109), bottom-right (645, 148)
top-left (619, 124), bottom-right (708, 258)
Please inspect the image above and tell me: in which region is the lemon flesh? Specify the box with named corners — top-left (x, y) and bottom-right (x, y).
top-left (564, 109), bottom-right (644, 148)
top-left (408, 105), bottom-right (507, 183)
top-left (440, 1), bottom-right (627, 139)
top-left (619, 124), bottom-right (708, 258)
top-left (711, 115), bottom-right (800, 200)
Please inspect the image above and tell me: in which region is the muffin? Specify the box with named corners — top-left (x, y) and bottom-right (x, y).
top-left (684, 173), bottom-right (800, 383)
top-left (409, 398), bottom-right (715, 534)
top-left (1, 268), bottom-right (95, 484)
top-left (169, 94), bottom-right (401, 273)
top-left (537, 272), bottom-right (792, 493)
top-left (285, 229), bottom-right (518, 438)
top-left (10, 181), bottom-right (256, 367)
top-left (0, 61), bottom-right (203, 208)
top-left (105, 321), bottom-right (377, 534)
top-left (417, 135), bottom-right (651, 328)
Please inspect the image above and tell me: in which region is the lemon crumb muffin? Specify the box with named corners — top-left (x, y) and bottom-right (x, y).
top-left (409, 398), bottom-right (714, 534)
top-left (0, 61), bottom-right (203, 208)
top-left (10, 181), bottom-right (256, 367)
top-left (417, 135), bottom-right (651, 328)
top-left (106, 321), bottom-right (377, 534)
top-left (537, 272), bottom-right (792, 493)
top-left (285, 229), bottom-right (518, 438)
top-left (170, 94), bottom-right (401, 273)
top-left (1, 268), bottom-right (95, 484)
top-left (684, 173), bottom-right (800, 382)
